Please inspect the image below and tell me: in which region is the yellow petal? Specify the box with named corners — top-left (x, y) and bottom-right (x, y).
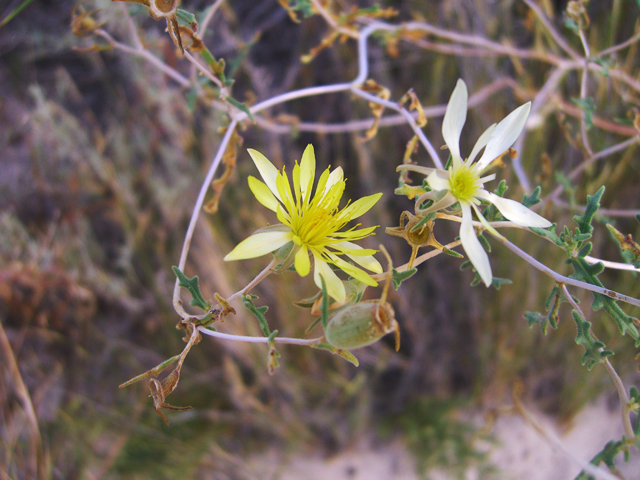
top-left (276, 169), bottom-right (295, 212)
top-left (328, 254), bottom-right (378, 286)
top-left (224, 230), bottom-right (293, 261)
top-left (248, 176), bottom-right (279, 212)
top-left (332, 241), bottom-right (382, 273)
top-left (313, 253), bottom-right (346, 304)
top-left (292, 162), bottom-right (301, 204)
top-left (337, 193), bottom-right (382, 222)
top-left (248, 149), bottom-right (281, 202)
top-left (294, 244), bottom-right (310, 276)
top-left (300, 144), bottom-right (315, 203)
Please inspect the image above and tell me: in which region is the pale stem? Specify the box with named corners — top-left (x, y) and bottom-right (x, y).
top-left (492, 234), bottom-right (640, 309)
top-left (512, 67), bottom-right (567, 191)
top-left (199, 0), bottom-right (226, 36)
top-left (119, 2), bottom-right (143, 50)
top-left (198, 326), bottom-right (323, 346)
top-left (550, 200), bottom-right (640, 218)
top-left (578, 29), bottom-right (593, 156)
top-left (227, 257), bottom-right (278, 303)
top-left (546, 136), bottom-right (640, 202)
top-left (558, 283), bottom-right (636, 444)
top-left (603, 358), bottom-right (636, 443)
top-left (584, 256), bottom-right (640, 273)
top-left (371, 239), bottom-right (463, 280)
top-left (521, 0), bottom-right (581, 60)
top-left (95, 29), bottom-right (190, 87)
top-left (350, 87), bottom-right (443, 169)
top-left (598, 30), bottom-right (640, 56)
top-left (309, 0), bottom-right (358, 39)
top-left (172, 121), bottom-right (239, 317)
top-left (183, 50), bottom-right (224, 90)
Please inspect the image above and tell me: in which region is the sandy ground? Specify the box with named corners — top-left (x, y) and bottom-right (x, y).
top-left (248, 396), bottom-right (639, 480)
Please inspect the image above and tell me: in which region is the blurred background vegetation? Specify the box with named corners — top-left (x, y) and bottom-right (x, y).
top-left (1, 0), bottom-right (639, 478)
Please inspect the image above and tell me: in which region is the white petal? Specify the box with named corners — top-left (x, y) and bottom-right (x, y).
top-left (313, 253), bottom-right (346, 304)
top-left (426, 170), bottom-right (451, 192)
top-left (224, 230), bottom-right (293, 261)
top-left (467, 124), bottom-right (496, 165)
top-left (248, 149), bottom-right (282, 202)
top-left (324, 166), bottom-right (344, 193)
top-left (460, 203), bottom-right (492, 287)
top-left (476, 102), bottom-right (531, 171)
top-left (442, 79), bottom-right (468, 166)
top-left (480, 191), bottom-right (552, 228)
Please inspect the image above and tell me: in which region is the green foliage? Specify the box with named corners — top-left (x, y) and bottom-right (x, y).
top-left (176, 9), bottom-right (198, 31)
top-left (477, 232), bottom-right (491, 252)
top-left (380, 397), bottom-right (497, 479)
top-left (410, 212), bottom-right (436, 233)
top-left (483, 180), bottom-right (507, 222)
top-left (569, 257), bottom-right (640, 343)
top-left (571, 97), bottom-right (596, 129)
top-left (320, 275), bottom-right (329, 329)
top-left (172, 266), bottom-right (211, 312)
top-left (311, 343), bottom-right (359, 366)
top-left (226, 96), bottom-right (254, 122)
top-left (574, 440), bottom-right (624, 480)
top-left (0, 0), bottom-right (34, 28)
top-left (242, 295), bottom-right (271, 337)
top-left (522, 186), bottom-right (542, 208)
top-left (525, 286), bottom-right (563, 334)
top-left (392, 268), bottom-right (417, 290)
top-left (606, 224), bottom-right (640, 266)
top-left (572, 310), bottom-right (614, 370)
top-left (574, 186), bottom-right (605, 235)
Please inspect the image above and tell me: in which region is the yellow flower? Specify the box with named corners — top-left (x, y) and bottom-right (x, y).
top-left (224, 145), bottom-right (383, 303)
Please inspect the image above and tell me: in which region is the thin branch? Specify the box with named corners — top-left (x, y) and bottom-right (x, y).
top-left (199, 0), bottom-right (226, 36)
top-left (95, 29), bottom-right (190, 87)
top-left (584, 256), bottom-right (640, 273)
top-left (521, 0), bottom-right (581, 60)
top-left (198, 326), bottom-right (323, 346)
top-left (494, 235), bottom-right (640, 308)
top-left (227, 258), bottom-right (278, 303)
top-left (173, 121), bottom-right (239, 317)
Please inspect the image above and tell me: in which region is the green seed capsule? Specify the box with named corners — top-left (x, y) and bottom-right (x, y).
top-left (325, 300), bottom-right (399, 351)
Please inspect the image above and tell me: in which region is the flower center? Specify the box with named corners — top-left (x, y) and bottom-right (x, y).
top-left (448, 164), bottom-right (480, 204)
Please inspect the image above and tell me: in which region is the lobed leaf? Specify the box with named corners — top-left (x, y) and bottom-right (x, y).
top-left (172, 266), bottom-right (211, 312)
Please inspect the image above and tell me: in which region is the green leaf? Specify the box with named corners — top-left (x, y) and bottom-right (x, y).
top-left (176, 8), bottom-right (198, 30)
top-left (392, 268), bottom-right (417, 290)
top-left (574, 186), bottom-right (605, 235)
top-left (569, 257), bottom-right (640, 343)
top-left (570, 97), bottom-right (596, 129)
top-left (522, 186), bottom-right (542, 208)
top-left (226, 96), bottom-right (254, 122)
top-left (442, 247), bottom-right (464, 258)
top-left (530, 224), bottom-right (565, 247)
top-left (525, 286), bottom-right (563, 334)
top-left (267, 330), bottom-right (280, 375)
top-left (312, 342), bottom-right (359, 366)
top-left (227, 34), bottom-right (260, 80)
top-left (172, 266), bottom-right (211, 312)
top-left (0, 0), bottom-right (35, 28)
top-left (319, 275), bottom-right (329, 330)
top-left (606, 224), bottom-right (640, 264)
top-left (410, 212), bottom-right (436, 233)
top-left (574, 440), bottom-right (625, 480)
top-left (242, 295), bottom-right (271, 337)
top-left (477, 233), bottom-right (491, 253)
top-left (572, 310), bottom-right (614, 370)
top-left (491, 277), bottom-right (512, 289)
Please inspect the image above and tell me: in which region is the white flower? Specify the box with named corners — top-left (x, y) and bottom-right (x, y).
top-left (401, 79), bottom-right (551, 286)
